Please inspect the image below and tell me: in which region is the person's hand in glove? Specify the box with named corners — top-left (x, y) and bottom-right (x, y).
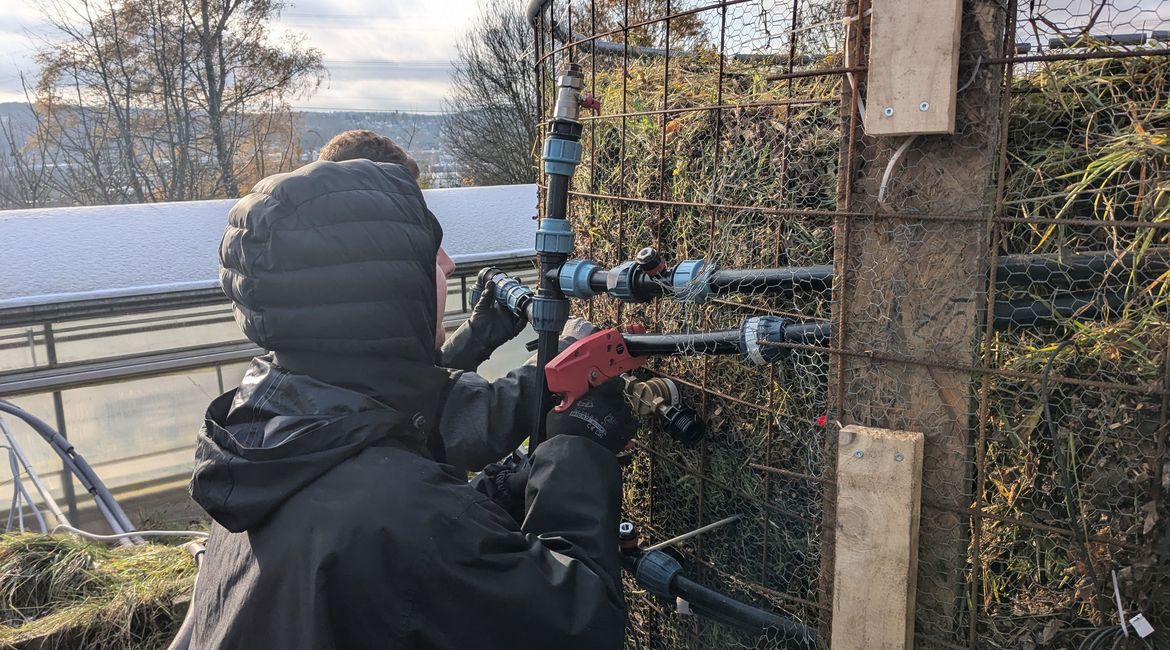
top-left (469, 456), bottom-right (531, 524)
top-left (440, 279), bottom-right (528, 371)
top-left (546, 379), bottom-right (638, 455)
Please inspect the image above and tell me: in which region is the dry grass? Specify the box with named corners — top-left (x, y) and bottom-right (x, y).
top-left (0, 534), bottom-right (196, 650)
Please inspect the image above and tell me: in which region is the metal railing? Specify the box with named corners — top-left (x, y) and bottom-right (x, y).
top-left (0, 252), bottom-right (536, 521)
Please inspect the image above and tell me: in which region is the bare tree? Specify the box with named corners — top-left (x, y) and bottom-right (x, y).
top-left (442, 0), bottom-right (537, 186)
top-left (27, 0), bottom-right (323, 205)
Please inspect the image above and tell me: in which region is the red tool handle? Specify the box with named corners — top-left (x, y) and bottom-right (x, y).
top-left (545, 327), bottom-right (647, 412)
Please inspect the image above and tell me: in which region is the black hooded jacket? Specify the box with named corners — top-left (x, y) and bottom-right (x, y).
top-left (187, 160), bottom-right (626, 649)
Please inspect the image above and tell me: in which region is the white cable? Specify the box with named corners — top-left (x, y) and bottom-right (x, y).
top-left (0, 417), bottom-right (63, 527)
top-left (8, 448), bottom-right (26, 533)
top-left (877, 135), bottom-right (918, 207)
top-left (54, 524), bottom-right (209, 542)
top-left (5, 447), bottom-right (19, 533)
top-left (956, 55), bottom-right (984, 93)
top-left (1112, 569), bottom-right (1129, 637)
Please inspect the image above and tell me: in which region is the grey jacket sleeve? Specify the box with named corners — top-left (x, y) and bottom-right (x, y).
top-left (438, 364), bottom-right (540, 472)
top-left (409, 435), bottom-right (627, 649)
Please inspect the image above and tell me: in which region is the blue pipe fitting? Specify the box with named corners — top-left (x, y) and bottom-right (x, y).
top-left (535, 218), bottom-right (575, 255)
top-left (559, 259), bottom-right (598, 299)
top-left (470, 271), bottom-right (534, 320)
top-left (635, 550), bottom-right (682, 599)
top-left (496, 276), bottom-right (533, 319)
top-left (739, 316), bottom-right (789, 366)
top-left (530, 296), bottom-right (570, 333)
top-left (607, 261), bottom-right (640, 303)
top-left (671, 259), bottom-right (713, 304)
top-left (542, 138), bottom-right (582, 177)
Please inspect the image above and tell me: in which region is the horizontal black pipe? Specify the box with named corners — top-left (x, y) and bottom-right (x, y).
top-left (623, 321), bottom-right (830, 357)
top-left (673, 574), bottom-right (816, 644)
top-left (993, 291), bottom-right (1127, 330)
top-left (709, 266), bottom-right (834, 294)
top-left (625, 330), bottom-right (740, 357)
top-left (996, 251), bottom-right (1168, 291)
top-left (562, 250), bottom-right (1168, 302)
top-left (619, 289), bottom-right (1124, 359)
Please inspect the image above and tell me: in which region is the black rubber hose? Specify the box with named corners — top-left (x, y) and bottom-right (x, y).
top-left (672, 575), bottom-right (817, 645)
top-left (0, 400), bottom-right (138, 539)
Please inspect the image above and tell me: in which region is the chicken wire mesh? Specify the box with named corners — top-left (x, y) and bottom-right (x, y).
top-left (529, 0), bottom-right (1169, 647)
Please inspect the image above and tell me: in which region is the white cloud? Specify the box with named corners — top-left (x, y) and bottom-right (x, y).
top-left (0, 0), bottom-right (479, 110)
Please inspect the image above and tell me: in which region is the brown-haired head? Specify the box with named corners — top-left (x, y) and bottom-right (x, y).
top-left (318, 129), bottom-right (420, 179)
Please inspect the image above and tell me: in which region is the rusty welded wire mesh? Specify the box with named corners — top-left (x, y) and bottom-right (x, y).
top-left (529, 0), bottom-right (1169, 647)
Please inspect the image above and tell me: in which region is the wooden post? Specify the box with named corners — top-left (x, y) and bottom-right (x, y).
top-left (826, 0), bottom-right (1008, 643)
top-left (832, 425), bottom-right (924, 650)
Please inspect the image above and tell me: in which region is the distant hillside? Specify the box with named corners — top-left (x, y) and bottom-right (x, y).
top-left (298, 110), bottom-right (445, 156)
top-left (0, 103), bottom-right (37, 143)
top-left (0, 103), bottom-right (461, 186)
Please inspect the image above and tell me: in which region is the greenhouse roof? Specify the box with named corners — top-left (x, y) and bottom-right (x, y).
top-left (0, 184), bottom-right (537, 306)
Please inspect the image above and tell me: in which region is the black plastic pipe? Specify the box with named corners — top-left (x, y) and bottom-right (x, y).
top-left (625, 330), bottom-right (740, 356)
top-left (623, 322), bottom-right (830, 357)
top-left (559, 251), bottom-right (1168, 304)
top-left (673, 575), bottom-right (816, 644)
top-left (708, 266), bottom-right (834, 294)
top-left (996, 251), bottom-right (1168, 291)
top-left (993, 291), bottom-right (1127, 329)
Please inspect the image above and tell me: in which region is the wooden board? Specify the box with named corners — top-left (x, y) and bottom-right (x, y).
top-left (863, 0), bottom-right (963, 135)
top-left (831, 424), bottom-right (924, 650)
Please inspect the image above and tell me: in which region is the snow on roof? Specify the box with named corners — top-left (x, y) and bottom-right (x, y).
top-left (0, 184), bottom-right (537, 305)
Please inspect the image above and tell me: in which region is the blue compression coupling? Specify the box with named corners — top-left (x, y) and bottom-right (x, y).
top-left (470, 270), bottom-right (534, 320)
top-left (671, 259), bottom-right (713, 303)
top-left (559, 259), bottom-right (599, 299)
top-left (535, 218), bottom-right (575, 255)
top-left (607, 261), bottom-right (640, 303)
top-left (542, 138), bottom-right (583, 177)
top-left (530, 296), bottom-right (570, 333)
top-left (494, 275), bottom-right (533, 319)
top-left (739, 316), bottom-right (789, 366)
top-left (635, 550), bottom-right (682, 599)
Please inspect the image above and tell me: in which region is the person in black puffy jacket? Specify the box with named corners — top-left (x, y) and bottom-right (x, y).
top-left (185, 158), bottom-right (635, 649)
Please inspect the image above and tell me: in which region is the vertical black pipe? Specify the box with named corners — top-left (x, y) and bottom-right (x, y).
top-left (531, 62), bottom-right (587, 449)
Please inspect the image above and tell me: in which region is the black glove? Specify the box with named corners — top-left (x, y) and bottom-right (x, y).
top-left (546, 379), bottom-right (638, 455)
top-left (470, 456), bottom-right (531, 524)
top-left (440, 280), bottom-right (528, 371)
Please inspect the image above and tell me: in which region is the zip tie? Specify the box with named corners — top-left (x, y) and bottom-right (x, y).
top-left (1112, 569), bottom-right (1129, 637)
top-left (645, 514), bottom-right (742, 552)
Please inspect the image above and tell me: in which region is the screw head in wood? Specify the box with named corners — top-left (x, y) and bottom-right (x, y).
top-left (919, 101), bottom-right (930, 111)
top-left (895, 452), bottom-right (904, 462)
top-left (882, 106), bottom-right (894, 117)
top-left (853, 450), bottom-right (864, 458)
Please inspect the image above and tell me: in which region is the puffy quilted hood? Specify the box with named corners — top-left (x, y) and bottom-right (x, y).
top-left (219, 159), bottom-right (450, 416)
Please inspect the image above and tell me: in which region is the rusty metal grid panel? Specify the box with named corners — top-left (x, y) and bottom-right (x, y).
top-left (530, 0), bottom-right (1169, 647)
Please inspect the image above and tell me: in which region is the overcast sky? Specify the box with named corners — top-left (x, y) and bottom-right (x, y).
top-left (1, 1), bottom-right (1167, 113)
top-left (0, 0), bottom-right (481, 112)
